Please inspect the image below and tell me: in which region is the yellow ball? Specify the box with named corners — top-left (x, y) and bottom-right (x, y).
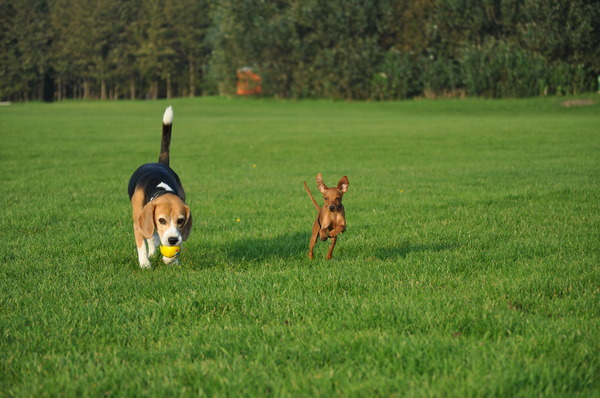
top-left (160, 245), bottom-right (181, 258)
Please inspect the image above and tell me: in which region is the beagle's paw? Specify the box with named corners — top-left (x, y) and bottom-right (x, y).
top-left (138, 249), bottom-right (152, 269)
top-left (162, 256), bottom-right (179, 265)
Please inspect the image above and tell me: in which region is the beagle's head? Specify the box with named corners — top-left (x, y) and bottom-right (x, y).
top-left (138, 194), bottom-right (192, 246)
top-left (316, 173), bottom-right (349, 212)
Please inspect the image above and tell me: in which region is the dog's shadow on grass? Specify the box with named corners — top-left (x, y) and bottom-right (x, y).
top-left (224, 231), bottom-right (309, 262)
top-left (375, 241), bottom-right (460, 260)
top-left (185, 232), bottom-right (460, 268)
top-left (186, 231), bottom-right (310, 267)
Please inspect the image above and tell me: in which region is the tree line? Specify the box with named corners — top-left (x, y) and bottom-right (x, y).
top-left (1, 0), bottom-right (599, 101)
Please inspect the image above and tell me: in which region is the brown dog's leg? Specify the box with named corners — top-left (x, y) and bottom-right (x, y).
top-left (328, 225), bottom-right (345, 238)
top-left (326, 236), bottom-right (337, 259)
top-left (320, 227), bottom-right (329, 241)
top-left (308, 219), bottom-right (320, 259)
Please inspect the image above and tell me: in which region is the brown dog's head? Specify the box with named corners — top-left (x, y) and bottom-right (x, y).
top-left (316, 172), bottom-right (349, 212)
top-left (138, 194), bottom-right (192, 246)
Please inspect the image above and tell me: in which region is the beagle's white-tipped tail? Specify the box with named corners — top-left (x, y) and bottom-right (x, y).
top-left (163, 105), bottom-right (173, 125)
top-left (159, 106), bottom-right (174, 165)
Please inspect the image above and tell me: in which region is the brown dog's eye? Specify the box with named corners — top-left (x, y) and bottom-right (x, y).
top-left (177, 218), bottom-right (185, 226)
top-left (158, 218), bottom-right (167, 225)
top-left (324, 197), bottom-right (328, 201)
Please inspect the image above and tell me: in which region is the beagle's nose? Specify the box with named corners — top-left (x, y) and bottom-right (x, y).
top-left (168, 237), bottom-right (179, 245)
top-left (329, 206), bottom-right (335, 211)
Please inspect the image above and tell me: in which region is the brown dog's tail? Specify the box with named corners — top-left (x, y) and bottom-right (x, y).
top-left (158, 106), bottom-right (173, 166)
top-left (304, 181), bottom-right (321, 211)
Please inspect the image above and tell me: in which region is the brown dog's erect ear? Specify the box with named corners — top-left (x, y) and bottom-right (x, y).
top-left (138, 203), bottom-right (156, 239)
top-left (182, 205), bottom-right (193, 241)
top-left (316, 172), bottom-right (327, 194)
top-left (337, 176), bottom-right (349, 193)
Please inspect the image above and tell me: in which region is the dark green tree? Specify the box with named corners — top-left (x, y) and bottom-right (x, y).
top-left (0, 0), bottom-right (51, 101)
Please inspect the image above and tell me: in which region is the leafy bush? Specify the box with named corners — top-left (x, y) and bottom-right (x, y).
top-left (371, 51), bottom-right (422, 100)
top-left (461, 40), bottom-right (548, 98)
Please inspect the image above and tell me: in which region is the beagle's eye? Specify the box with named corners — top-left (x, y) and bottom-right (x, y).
top-left (177, 218), bottom-right (185, 226)
top-left (158, 217), bottom-right (167, 225)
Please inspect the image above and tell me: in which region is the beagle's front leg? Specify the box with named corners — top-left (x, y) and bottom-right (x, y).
top-left (147, 232), bottom-right (160, 257)
top-left (134, 228), bottom-right (151, 268)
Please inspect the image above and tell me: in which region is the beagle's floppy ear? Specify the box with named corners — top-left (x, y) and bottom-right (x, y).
top-left (316, 172), bottom-right (327, 194)
top-left (138, 202), bottom-right (156, 239)
top-left (337, 176), bottom-right (349, 193)
top-left (182, 205), bottom-right (193, 241)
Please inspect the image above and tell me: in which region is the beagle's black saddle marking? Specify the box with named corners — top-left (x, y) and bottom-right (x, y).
top-left (128, 162), bottom-right (186, 205)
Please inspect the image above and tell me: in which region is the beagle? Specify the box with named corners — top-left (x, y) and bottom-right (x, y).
top-left (128, 106), bottom-right (192, 268)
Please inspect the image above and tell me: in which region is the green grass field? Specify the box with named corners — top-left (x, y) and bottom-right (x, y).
top-left (1, 96), bottom-right (598, 396)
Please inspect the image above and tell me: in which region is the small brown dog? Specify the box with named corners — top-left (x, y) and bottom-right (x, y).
top-left (304, 173), bottom-right (349, 259)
